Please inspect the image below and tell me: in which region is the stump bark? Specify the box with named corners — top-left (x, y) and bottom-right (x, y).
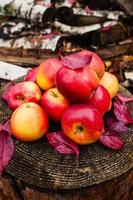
top-left (0, 67), bottom-right (133, 200)
top-left (0, 169), bottom-right (133, 200)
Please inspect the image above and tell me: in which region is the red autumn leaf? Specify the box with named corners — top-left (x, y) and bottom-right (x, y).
top-left (106, 117), bottom-right (128, 133)
top-left (46, 131), bottom-right (79, 159)
top-left (42, 33), bottom-right (54, 40)
top-left (0, 120), bottom-right (12, 135)
top-left (67, 0), bottom-right (77, 5)
top-left (0, 121), bottom-right (14, 174)
top-left (114, 99), bottom-right (133, 124)
top-left (85, 5), bottom-right (93, 14)
top-left (100, 25), bottom-right (112, 32)
top-left (2, 82), bottom-right (14, 101)
top-left (116, 94), bottom-right (133, 103)
top-left (24, 67), bottom-right (38, 82)
top-left (99, 131), bottom-right (124, 150)
top-left (60, 51), bottom-right (92, 69)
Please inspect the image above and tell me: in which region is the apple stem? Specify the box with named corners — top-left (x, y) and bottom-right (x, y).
top-left (50, 90), bottom-right (58, 98)
top-left (17, 96), bottom-right (25, 100)
top-left (74, 125), bottom-right (84, 135)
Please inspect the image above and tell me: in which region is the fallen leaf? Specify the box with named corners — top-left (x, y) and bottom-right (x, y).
top-left (99, 131), bottom-right (124, 150)
top-left (46, 131), bottom-right (79, 159)
top-left (60, 51), bottom-right (92, 69)
top-left (114, 99), bottom-right (133, 124)
top-left (24, 67), bottom-right (38, 82)
top-left (106, 117), bottom-right (128, 133)
top-left (116, 94), bottom-right (133, 103)
top-left (2, 82), bottom-right (14, 101)
top-left (0, 121), bottom-right (14, 174)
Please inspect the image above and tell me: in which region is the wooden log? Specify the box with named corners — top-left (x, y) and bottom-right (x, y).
top-left (112, 0), bottom-right (133, 15)
top-left (0, 38), bottom-right (132, 66)
top-left (0, 64), bottom-right (133, 200)
top-left (0, 54), bottom-right (45, 67)
top-left (0, 169), bottom-right (133, 200)
top-left (97, 39), bottom-right (133, 59)
top-left (0, 0), bottom-right (53, 27)
top-left (91, 24), bottom-right (133, 47)
top-left (55, 6), bottom-right (113, 26)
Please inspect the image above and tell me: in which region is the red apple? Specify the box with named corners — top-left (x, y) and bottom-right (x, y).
top-left (56, 66), bottom-right (99, 103)
top-left (8, 81), bottom-right (42, 110)
top-left (61, 104), bottom-right (104, 145)
top-left (80, 50), bottom-right (105, 79)
top-left (36, 58), bottom-right (64, 90)
top-left (88, 85), bottom-right (111, 115)
top-left (24, 67), bottom-right (38, 82)
top-left (41, 88), bottom-right (69, 122)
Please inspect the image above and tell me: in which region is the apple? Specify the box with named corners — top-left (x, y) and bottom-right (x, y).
top-left (24, 67), bottom-right (38, 82)
top-left (36, 58), bottom-right (63, 90)
top-left (10, 102), bottom-right (49, 142)
top-left (41, 88), bottom-right (69, 122)
top-left (88, 85), bottom-right (111, 115)
top-left (56, 66), bottom-right (99, 103)
top-left (8, 81), bottom-right (42, 110)
top-left (99, 72), bottom-right (119, 98)
top-left (79, 50), bottom-right (105, 79)
top-left (61, 104), bottom-right (104, 145)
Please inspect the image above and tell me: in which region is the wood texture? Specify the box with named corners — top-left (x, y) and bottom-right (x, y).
top-left (0, 169), bottom-right (133, 200)
top-left (0, 38), bottom-right (133, 66)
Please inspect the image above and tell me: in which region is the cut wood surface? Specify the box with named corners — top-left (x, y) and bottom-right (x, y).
top-left (0, 81), bottom-right (133, 196)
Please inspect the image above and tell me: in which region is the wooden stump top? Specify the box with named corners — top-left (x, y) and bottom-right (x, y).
top-left (0, 85), bottom-right (133, 190)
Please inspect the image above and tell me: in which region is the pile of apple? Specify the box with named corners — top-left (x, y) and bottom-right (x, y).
top-left (6, 50), bottom-right (119, 145)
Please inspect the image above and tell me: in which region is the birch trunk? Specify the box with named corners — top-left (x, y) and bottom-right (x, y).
top-left (0, 0), bottom-right (52, 26)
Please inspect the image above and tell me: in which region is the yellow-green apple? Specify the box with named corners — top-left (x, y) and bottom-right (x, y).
top-left (36, 58), bottom-right (63, 90)
top-left (10, 102), bottom-right (49, 142)
top-left (61, 104), bottom-right (104, 145)
top-left (8, 81), bottom-right (42, 110)
top-left (24, 67), bottom-right (38, 82)
top-left (88, 85), bottom-right (111, 115)
top-left (41, 87), bottom-right (69, 122)
top-left (99, 72), bottom-right (119, 98)
top-left (79, 50), bottom-right (105, 79)
top-left (56, 66), bottom-right (99, 103)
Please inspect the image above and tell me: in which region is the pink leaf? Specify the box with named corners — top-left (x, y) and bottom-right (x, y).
top-left (42, 33), bottom-right (54, 40)
top-left (100, 25), bottom-right (112, 32)
top-left (114, 99), bottom-right (133, 124)
top-left (46, 131), bottom-right (79, 159)
top-left (2, 82), bottom-right (14, 101)
top-left (0, 120), bottom-right (12, 135)
top-left (0, 121), bottom-right (14, 174)
top-left (85, 5), bottom-right (93, 14)
top-left (99, 132), bottom-right (124, 150)
top-left (60, 51), bottom-right (92, 69)
top-left (24, 67), bottom-right (38, 82)
top-left (106, 117), bottom-right (128, 132)
top-left (116, 94), bottom-right (133, 103)
top-left (67, 0), bottom-right (77, 5)
top-left (37, 1), bottom-right (52, 7)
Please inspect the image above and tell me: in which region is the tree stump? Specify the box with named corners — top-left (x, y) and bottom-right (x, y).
top-left (0, 169), bottom-right (133, 200)
top-left (0, 80), bottom-right (133, 200)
